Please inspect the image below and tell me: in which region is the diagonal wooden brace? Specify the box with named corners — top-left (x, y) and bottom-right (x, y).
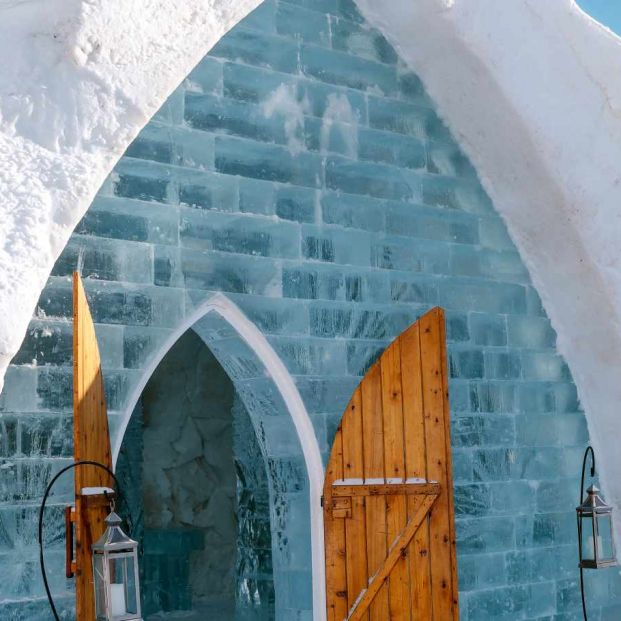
top-left (346, 492), bottom-right (439, 621)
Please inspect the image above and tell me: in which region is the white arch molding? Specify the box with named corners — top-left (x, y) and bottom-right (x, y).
top-left (112, 293), bottom-right (327, 621)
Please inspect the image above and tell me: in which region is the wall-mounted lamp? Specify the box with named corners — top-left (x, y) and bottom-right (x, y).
top-left (92, 508), bottom-right (142, 621)
top-left (576, 446), bottom-right (617, 620)
top-left (39, 460), bottom-right (142, 621)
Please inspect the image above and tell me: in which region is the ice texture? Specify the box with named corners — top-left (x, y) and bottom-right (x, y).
top-left (3, 0), bottom-right (621, 618)
top-left (262, 84), bottom-right (310, 156)
top-left (319, 93), bottom-right (358, 159)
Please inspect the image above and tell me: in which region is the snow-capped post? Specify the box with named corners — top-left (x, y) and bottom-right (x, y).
top-left (92, 508), bottom-right (142, 621)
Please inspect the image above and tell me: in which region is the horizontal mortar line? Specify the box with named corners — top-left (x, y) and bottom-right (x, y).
top-left (0, 595), bottom-right (73, 605)
top-left (216, 23), bottom-right (399, 71)
top-left (236, 15), bottom-right (399, 71)
top-left (0, 456), bottom-right (74, 463)
top-left (213, 52), bottom-right (424, 115)
top-left (67, 232), bottom-right (156, 250)
top-left (0, 501), bottom-right (73, 510)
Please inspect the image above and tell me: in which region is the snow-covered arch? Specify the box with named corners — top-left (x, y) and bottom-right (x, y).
top-left (113, 292), bottom-right (326, 620)
top-left (5, 0), bottom-right (621, 556)
top-left (0, 0), bottom-right (264, 381)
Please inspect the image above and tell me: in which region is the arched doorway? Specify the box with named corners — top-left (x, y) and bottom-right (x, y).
top-left (112, 293), bottom-right (325, 620)
top-left (116, 329), bottom-right (275, 619)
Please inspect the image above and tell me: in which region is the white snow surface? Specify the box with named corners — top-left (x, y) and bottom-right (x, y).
top-left (0, 0), bottom-right (262, 383)
top-left (3, 0), bottom-right (621, 554)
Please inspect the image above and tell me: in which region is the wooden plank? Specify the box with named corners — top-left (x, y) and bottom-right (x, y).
top-left (401, 322), bottom-right (433, 620)
top-left (360, 363), bottom-right (389, 620)
top-left (438, 309), bottom-right (460, 618)
top-left (73, 272), bottom-right (114, 621)
top-left (342, 388), bottom-right (369, 618)
top-left (325, 425), bottom-right (349, 621)
top-left (347, 493), bottom-right (438, 621)
top-left (332, 483), bottom-right (440, 497)
top-left (419, 308), bottom-right (459, 619)
top-left (380, 340), bottom-right (409, 621)
top-left (323, 306), bottom-right (459, 621)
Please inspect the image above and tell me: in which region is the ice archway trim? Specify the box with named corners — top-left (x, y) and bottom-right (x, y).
top-left (112, 292), bottom-right (326, 620)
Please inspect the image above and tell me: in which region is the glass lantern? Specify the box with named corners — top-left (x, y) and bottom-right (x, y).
top-left (577, 484), bottom-right (617, 569)
top-left (92, 510), bottom-right (142, 621)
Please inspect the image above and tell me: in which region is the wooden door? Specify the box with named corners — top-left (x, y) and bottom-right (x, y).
top-left (323, 307), bottom-right (459, 620)
top-left (73, 272), bottom-right (114, 620)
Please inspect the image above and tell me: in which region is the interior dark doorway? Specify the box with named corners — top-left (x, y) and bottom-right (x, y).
top-left (116, 329), bottom-right (275, 620)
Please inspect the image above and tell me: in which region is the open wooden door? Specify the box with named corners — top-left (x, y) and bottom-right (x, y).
top-left (72, 272), bottom-right (114, 621)
top-left (323, 307), bottom-right (459, 620)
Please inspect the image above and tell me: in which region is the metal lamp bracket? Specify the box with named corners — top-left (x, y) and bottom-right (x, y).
top-left (65, 488), bottom-right (117, 579)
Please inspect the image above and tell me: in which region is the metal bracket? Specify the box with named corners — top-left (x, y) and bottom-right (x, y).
top-left (330, 496), bottom-right (352, 519)
top-left (65, 506), bottom-right (76, 578)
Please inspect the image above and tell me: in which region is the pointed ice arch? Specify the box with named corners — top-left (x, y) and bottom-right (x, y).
top-left (113, 292), bottom-right (326, 621)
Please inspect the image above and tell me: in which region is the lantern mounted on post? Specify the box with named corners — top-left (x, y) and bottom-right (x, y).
top-left (92, 507), bottom-right (142, 621)
top-left (38, 276), bottom-right (143, 621)
top-left (577, 485), bottom-right (616, 569)
top-left (576, 446), bottom-right (617, 620)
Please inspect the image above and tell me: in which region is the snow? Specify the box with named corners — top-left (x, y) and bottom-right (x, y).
top-left (81, 486), bottom-right (115, 495)
top-left (0, 0), bottom-right (262, 388)
top-left (262, 83), bottom-right (309, 155)
top-left (333, 478), bottom-right (364, 485)
top-left (320, 93), bottom-right (358, 159)
top-left (3, 0), bottom-right (621, 563)
top-left (332, 478), bottom-right (430, 485)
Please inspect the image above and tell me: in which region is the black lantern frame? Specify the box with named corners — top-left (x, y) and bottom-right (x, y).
top-left (576, 446), bottom-right (617, 620)
top-left (577, 484), bottom-right (616, 570)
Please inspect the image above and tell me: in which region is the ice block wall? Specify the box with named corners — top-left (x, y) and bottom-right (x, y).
top-left (2, 0), bottom-right (621, 618)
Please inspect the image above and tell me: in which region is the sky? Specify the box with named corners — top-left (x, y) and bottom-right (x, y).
top-left (577, 0), bottom-right (621, 35)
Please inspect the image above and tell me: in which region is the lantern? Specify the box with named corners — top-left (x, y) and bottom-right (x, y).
top-left (577, 484), bottom-right (617, 569)
top-left (92, 510), bottom-right (142, 621)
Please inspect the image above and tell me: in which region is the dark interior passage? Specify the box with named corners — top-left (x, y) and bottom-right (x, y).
top-left (116, 330), bottom-right (275, 620)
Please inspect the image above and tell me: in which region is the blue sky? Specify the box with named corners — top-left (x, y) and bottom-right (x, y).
top-left (578, 0), bottom-right (621, 35)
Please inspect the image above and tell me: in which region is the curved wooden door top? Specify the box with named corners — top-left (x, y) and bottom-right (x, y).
top-left (323, 307), bottom-right (458, 621)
